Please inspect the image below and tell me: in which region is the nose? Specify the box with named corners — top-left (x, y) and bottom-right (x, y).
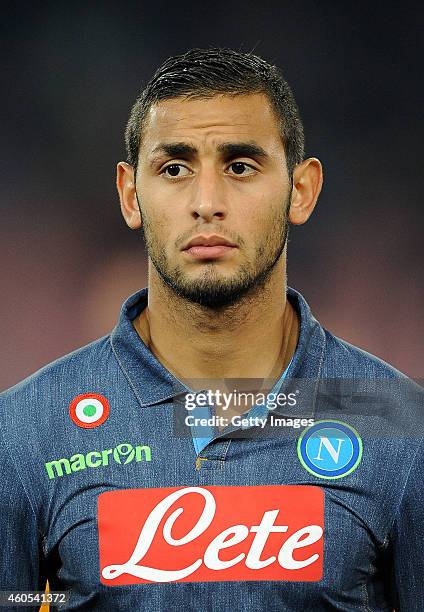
top-left (188, 169), bottom-right (228, 222)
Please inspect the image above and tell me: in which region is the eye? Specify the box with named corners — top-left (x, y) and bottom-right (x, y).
top-left (227, 162), bottom-right (257, 177)
top-left (162, 164), bottom-right (192, 178)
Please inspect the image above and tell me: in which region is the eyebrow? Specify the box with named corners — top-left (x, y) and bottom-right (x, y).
top-left (149, 141), bottom-right (270, 165)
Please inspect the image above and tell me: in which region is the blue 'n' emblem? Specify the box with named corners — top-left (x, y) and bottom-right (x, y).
top-left (297, 420), bottom-right (362, 479)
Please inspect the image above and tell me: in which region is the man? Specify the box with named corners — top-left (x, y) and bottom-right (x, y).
top-left (0, 48), bottom-right (423, 611)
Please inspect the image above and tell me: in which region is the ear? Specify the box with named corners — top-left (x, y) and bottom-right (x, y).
top-left (288, 158), bottom-right (323, 225)
top-left (116, 162), bottom-right (142, 230)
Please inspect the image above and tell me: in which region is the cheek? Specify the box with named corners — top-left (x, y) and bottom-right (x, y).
top-left (141, 198), bottom-right (172, 238)
top-left (137, 180), bottom-right (173, 223)
top-left (247, 192), bottom-right (286, 231)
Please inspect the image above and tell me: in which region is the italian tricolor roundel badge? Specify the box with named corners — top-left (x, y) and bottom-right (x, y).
top-left (69, 393), bottom-right (110, 429)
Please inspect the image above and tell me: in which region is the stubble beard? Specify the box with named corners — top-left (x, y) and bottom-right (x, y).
top-left (140, 195), bottom-right (291, 310)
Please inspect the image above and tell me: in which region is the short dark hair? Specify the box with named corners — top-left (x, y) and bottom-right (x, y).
top-left (125, 47), bottom-right (304, 176)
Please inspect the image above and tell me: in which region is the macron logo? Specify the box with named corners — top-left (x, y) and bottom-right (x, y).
top-left (45, 442), bottom-right (151, 479)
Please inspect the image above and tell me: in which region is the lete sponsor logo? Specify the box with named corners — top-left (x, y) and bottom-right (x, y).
top-left (98, 485), bottom-right (324, 585)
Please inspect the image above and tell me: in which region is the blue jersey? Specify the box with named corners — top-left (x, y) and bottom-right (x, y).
top-left (0, 287), bottom-right (423, 611)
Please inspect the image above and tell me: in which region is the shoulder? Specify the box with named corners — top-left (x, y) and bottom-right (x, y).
top-left (321, 327), bottom-right (410, 380)
top-left (288, 286), bottom-right (411, 382)
top-left (0, 334), bottom-right (122, 513)
top-left (0, 334), bottom-right (113, 426)
top-left (320, 328), bottom-right (423, 443)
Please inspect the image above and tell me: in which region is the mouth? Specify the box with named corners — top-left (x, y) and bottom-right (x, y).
top-left (184, 244), bottom-right (236, 259)
top-left (181, 235), bottom-right (238, 260)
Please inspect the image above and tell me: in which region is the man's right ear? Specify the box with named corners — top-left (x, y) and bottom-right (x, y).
top-left (116, 162), bottom-right (142, 230)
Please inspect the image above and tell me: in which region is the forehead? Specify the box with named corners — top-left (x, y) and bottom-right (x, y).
top-left (140, 93), bottom-right (283, 152)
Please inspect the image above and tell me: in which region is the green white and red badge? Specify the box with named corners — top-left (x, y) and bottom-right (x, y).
top-left (69, 393), bottom-right (110, 428)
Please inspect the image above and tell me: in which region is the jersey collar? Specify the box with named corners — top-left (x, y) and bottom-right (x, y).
top-left (109, 286), bottom-right (326, 414)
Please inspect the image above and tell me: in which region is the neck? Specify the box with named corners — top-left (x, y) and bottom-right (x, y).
top-left (133, 258), bottom-right (299, 385)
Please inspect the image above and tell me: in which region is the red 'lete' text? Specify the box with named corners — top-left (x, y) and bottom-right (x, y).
top-left (98, 485), bottom-right (324, 585)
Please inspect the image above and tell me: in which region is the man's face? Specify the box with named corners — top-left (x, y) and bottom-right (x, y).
top-left (136, 93), bottom-right (292, 308)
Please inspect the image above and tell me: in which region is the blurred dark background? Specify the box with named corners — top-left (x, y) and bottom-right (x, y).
top-left (1, 1), bottom-right (423, 389)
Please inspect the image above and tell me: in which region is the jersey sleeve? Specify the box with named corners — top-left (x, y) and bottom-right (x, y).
top-left (390, 439), bottom-right (424, 610)
top-left (0, 427), bottom-right (47, 608)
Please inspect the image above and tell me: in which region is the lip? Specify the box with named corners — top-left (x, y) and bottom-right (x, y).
top-left (182, 234), bottom-right (238, 250)
top-left (183, 244), bottom-right (236, 259)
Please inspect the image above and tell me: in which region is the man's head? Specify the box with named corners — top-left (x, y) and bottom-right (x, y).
top-left (117, 48), bottom-right (322, 309)
top-left (125, 47), bottom-right (305, 179)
